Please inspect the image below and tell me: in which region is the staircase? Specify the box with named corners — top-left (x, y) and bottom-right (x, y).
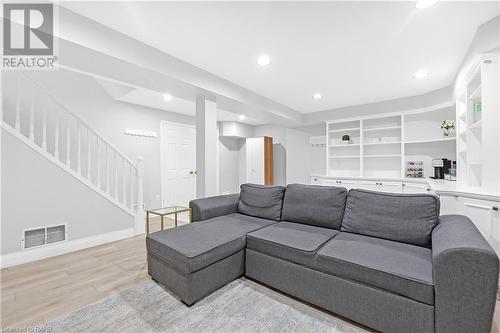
top-left (2, 71), bottom-right (145, 234)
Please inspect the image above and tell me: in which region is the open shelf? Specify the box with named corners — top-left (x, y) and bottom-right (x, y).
top-left (405, 137), bottom-right (456, 144)
top-left (364, 154), bottom-right (401, 158)
top-left (469, 85), bottom-right (481, 100)
top-left (329, 143), bottom-right (360, 147)
top-left (329, 127), bottom-right (360, 133)
top-left (364, 141), bottom-right (401, 146)
top-left (363, 126), bottom-right (401, 132)
top-left (325, 104), bottom-right (461, 179)
top-left (469, 119), bottom-right (482, 129)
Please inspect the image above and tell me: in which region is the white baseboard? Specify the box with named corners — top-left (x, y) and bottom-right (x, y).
top-left (0, 228), bottom-right (135, 269)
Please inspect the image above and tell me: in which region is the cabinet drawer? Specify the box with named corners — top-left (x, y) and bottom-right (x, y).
top-left (378, 181), bottom-right (403, 193)
top-left (402, 182), bottom-right (430, 193)
top-left (358, 180), bottom-right (379, 191)
top-left (438, 194), bottom-right (459, 215)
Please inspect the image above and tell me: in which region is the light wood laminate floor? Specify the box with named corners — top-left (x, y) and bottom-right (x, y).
top-left (1, 217), bottom-right (499, 332)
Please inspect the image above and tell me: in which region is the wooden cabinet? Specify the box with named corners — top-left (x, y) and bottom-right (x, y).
top-left (246, 137), bottom-right (273, 185)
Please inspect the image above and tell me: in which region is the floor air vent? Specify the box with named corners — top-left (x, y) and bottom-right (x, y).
top-left (23, 224), bottom-right (67, 249)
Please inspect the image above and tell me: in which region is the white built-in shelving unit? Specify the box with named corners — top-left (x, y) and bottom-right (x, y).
top-left (326, 104), bottom-right (457, 179)
top-left (455, 54), bottom-right (500, 192)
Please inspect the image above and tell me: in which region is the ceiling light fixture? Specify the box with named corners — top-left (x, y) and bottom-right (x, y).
top-left (257, 54), bottom-right (271, 66)
top-left (415, 0), bottom-right (437, 9)
top-left (312, 93), bottom-right (322, 100)
top-left (163, 94), bottom-right (173, 101)
top-left (239, 115), bottom-right (246, 121)
top-left (413, 70), bottom-right (429, 79)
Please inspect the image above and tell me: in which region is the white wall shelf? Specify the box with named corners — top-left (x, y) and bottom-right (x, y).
top-left (405, 137), bottom-right (456, 145)
top-left (363, 126), bottom-right (401, 132)
top-left (364, 154), bottom-right (401, 158)
top-left (469, 119), bottom-right (482, 129)
top-left (455, 54), bottom-right (499, 192)
top-left (364, 141), bottom-right (401, 146)
top-left (326, 103), bottom-right (458, 179)
top-left (329, 155), bottom-right (360, 158)
top-left (329, 144), bottom-right (360, 147)
top-left (329, 128), bottom-right (360, 133)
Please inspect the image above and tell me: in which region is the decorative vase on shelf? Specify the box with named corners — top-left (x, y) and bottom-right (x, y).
top-left (440, 120), bottom-right (455, 137)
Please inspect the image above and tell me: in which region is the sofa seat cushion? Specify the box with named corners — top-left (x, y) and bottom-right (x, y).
top-left (246, 222), bottom-right (338, 267)
top-left (237, 184), bottom-right (285, 221)
top-left (315, 232), bottom-right (434, 305)
top-left (281, 184), bottom-right (347, 229)
top-left (146, 213), bottom-right (275, 274)
top-left (341, 189), bottom-right (440, 247)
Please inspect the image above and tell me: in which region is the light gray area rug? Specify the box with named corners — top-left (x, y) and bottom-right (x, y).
top-left (46, 278), bottom-right (368, 333)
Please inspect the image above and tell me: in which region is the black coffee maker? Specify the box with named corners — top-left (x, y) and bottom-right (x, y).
top-left (431, 158), bottom-right (451, 179)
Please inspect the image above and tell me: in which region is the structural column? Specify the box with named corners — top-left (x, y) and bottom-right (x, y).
top-left (196, 95), bottom-right (218, 198)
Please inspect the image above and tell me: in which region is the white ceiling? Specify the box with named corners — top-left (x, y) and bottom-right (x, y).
top-left (95, 78), bottom-right (265, 125)
top-left (62, 1), bottom-right (499, 113)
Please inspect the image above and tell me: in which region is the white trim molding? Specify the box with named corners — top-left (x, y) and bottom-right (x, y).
top-left (0, 228), bottom-right (135, 269)
top-left (123, 128), bottom-right (157, 138)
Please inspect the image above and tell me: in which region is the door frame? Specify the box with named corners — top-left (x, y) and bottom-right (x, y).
top-left (160, 120), bottom-right (196, 208)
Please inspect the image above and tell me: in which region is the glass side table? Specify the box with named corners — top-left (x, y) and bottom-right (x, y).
top-left (146, 206), bottom-right (191, 234)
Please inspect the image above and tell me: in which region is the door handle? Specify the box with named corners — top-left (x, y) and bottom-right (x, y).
top-left (464, 203), bottom-right (493, 210)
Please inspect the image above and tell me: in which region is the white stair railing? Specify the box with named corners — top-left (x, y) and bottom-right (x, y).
top-left (2, 72), bottom-right (144, 229)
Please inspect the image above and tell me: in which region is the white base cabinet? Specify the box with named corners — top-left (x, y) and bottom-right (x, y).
top-left (440, 194), bottom-right (500, 255)
top-left (320, 178), bottom-right (358, 190)
top-left (311, 176), bottom-right (429, 194)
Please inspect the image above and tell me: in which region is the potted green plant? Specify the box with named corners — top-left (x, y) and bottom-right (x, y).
top-left (440, 120), bottom-right (455, 137)
top-left (341, 134), bottom-right (351, 144)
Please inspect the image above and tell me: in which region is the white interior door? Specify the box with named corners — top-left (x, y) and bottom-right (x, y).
top-left (246, 138), bottom-right (264, 184)
top-left (161, 122), bottom-right (196, 220)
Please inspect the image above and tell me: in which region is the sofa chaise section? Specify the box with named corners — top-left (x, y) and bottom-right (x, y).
top-left (147, 184), bottom-right (285, 305)
top-left (147, 213), bottom-right (276, 305)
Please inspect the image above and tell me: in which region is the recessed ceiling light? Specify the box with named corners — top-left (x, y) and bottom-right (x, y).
top-left (239, 115), bottom-right (246, 120)
top-left (413, 70), bottom-right (429, 79)
top-left (416, 0), bottom-right (437, 9)
top-left (163, 94), bottom-right (173, 101)
top-left (257, 54), bottom-right (271, 66)
top-left (312, 93), bottom-right (322, 100)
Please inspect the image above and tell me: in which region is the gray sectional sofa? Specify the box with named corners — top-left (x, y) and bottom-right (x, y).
top-left (146, 183), bottom-right (499, 333)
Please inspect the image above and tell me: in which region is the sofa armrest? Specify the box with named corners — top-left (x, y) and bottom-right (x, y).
top-left (189, 194), bottom-right (240, 222)
top-left (432, 214), bottom-right (499, 333)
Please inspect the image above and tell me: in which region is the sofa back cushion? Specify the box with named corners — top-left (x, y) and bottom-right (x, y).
top-left (341, 189), bottom-right (440, 247)
top-left (281, 184), bottom-right (347, 229)
top-left (237, 184), bottom-right (285, 221)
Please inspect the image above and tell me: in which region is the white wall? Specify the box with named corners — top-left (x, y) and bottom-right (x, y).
top-left (455, 15), bottom-right (500, 94)
top-left (285, 128), bottom-right (312, 184)
top-left (12, 69), bottom-right (195, 209)
top-left (1, 131), bottom-right (134, 255)
top-left (218, 136), bottom-right (243, 194)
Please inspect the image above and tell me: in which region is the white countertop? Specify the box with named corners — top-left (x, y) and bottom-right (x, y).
top-left (311, 175), bottom-right (500, 202)
top-left (310, 174), bottom-right (428, 183)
